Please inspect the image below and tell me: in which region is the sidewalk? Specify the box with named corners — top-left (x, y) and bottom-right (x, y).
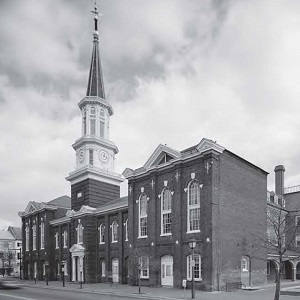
top-left (19, 279), bottom-right (300, 300)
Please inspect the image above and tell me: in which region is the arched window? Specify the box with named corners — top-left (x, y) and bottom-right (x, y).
top-left (83, 109), bottom-right (87, 135)
top-left (125, 219), bottom-right (128, 241)
top-left (55, 232), bottom-right (59, 249)
top-left (187, 181), bottom-right (200, 232)
top-left (77, 221), bottom-right (83, 244)
top-left (40, 220), bottom-right (45, 249)
top-left (187, 254), bottom-right (201, 281)
top-left (32, 222), bottom-right (36, 250)
top-left (63, 230), bottom-right (68, 248)
top-left (111, 221), bottom-right (118, 243)
top-left (101, 260), bottom-right (106, 277)
top-left (100, 109), bottom-right (105, 138)
top-left (139, 194), bottom-right (148, 237)
top-left (90, 107), bottom-right (96, 135)
top-left (25, 223), bottom-right (29, 251)
top-left (99, 224), bottom-right (105, 244)
top-left (161, 188), bottom-right (172, 235)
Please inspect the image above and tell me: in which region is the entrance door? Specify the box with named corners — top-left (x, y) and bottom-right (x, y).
top-left (241, 256), bottom-right (250, 287)
top-left (161, 255), bottom-right (173, 286)
top-left (112, 258), bottom-right (119, 283)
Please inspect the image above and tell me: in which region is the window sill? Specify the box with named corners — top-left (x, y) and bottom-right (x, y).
top-left (111, 241), bottom-right (118, 244)
top-left (99, 242), bottom-right (105, 245)
top-left (187, 278), bottom-right (202, 282)
top-left (125, 239), bottom-right (128, 242)
top-left (138, 236), bottom-right (148, 239)
top-left (160, 233), bottom-right (172, 237)
top-left (186, 230), bottom-right (200, 234)
top-left (140, 276), bottom-right (149, 279)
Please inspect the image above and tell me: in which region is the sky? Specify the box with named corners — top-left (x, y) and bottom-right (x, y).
top-left (0, 0), bottom-right (300, 229)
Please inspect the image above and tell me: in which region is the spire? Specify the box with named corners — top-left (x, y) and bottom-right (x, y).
top-left (86, 2), bottom-right (106, 99)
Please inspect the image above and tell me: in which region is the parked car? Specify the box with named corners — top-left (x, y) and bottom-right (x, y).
top-left (0, 278), bottom-right (21, 289)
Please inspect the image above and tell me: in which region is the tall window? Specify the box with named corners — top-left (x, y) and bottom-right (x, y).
top-left (32, 223), bottom-right (36, 250)
top-left (101, 261), bottom-right (106, 277)
top-left (25, 223), bottom-right (29, 251)
top-left (63, 230), bottom-right (68, 248)
top-left (187, 254), bottom-right (201, 281)
top-left (139, 194), bottom-right (148, 237)
top-left (89, 149), bottom-right (94, 166)
top-left (40, 221), bottom-right (45, 249)
top-left (77, 222), bottom-right (83, 244)
top-left (111, 221), bottom-right (118, 243)
top-left (161, 188), bottom-right (172, 235)
top-left (125, 219), bottom-right (128, 241)
top-left (99, 224), bottom-right (105, 244)
top-left (83, 109), bottom-right (87, 135)
top-left (90, 107), bottom-right (96, 135)
top-left (100, 109), bottom-right (105, 138)
top-left (139, 256), bottom-right (149, 279)
top-left (55, 232), bottom-right (59, 249)
top-left (187, 181), bottom-right (200, 232)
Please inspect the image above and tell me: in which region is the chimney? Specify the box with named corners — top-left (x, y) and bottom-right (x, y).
top-left (274, 165), bottom-right (285, 196)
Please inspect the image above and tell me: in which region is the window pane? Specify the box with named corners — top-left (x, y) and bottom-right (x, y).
top-left (90, 119), bottom-right (96, 135)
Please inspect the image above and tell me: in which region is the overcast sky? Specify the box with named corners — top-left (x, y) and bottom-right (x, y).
top-left (0, 0), bottom-right (300, 229)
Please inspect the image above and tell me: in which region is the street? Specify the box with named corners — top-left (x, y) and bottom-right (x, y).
top-left (0, 286), bottom-right (135, 300)
top-left (0, 284), bottom-right (300, 300)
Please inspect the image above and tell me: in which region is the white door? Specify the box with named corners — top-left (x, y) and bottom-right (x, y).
top-left (161, 255), bottom-right (173, 286)
top-left (112, 258), bottom-right (119, 283)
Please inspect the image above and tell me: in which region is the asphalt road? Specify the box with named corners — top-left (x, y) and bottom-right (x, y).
top-left (0, 286), bottom-right (134, 300)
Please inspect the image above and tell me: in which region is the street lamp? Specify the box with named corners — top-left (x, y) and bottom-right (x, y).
top-left (189, 239), bottom-right (197, 299)
top-left (45, 261), bottom-right (49, 285)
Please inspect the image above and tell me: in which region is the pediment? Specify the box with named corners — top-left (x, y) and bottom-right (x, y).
top-left (69, 243), bottom-right (85, 254)
top-left (25, 202), bottom-right (38, 214)
top-left (144, 144), bottom-right (181, 169)
top-left (196, 138), bottom-right (225, 154)
top-left (66, 209), bottom-right (76, 218)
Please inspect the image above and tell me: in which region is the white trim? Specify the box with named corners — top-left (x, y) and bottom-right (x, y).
top-left (111, 221), bottom-right (118, 243)
top-left (161, 188), bottom-right (172, 235)
top-left (187, 254), bottom-right (202, 281)
top-left (138, 193), bottom-right (148, 238)
top-left (187, 180), bottom-right (200, 232)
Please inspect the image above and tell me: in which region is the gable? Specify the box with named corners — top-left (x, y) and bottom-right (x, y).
top-left (24, 201), bottom-right (38, 215)
top-left (143, 144), bottom-right (181, 169)
top-left (196, 138), bottom-right (225, 154)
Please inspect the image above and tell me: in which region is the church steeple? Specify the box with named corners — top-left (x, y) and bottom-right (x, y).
top-left (66, 3), bottom-right (123, 211)
top-left (86, 4), bottom-right (105, 99)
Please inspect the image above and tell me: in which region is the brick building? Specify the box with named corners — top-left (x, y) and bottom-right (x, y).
top-left (19, 4), bottom-right (300, 291)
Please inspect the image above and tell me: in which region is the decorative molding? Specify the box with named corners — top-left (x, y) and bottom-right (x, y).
top-left (129, 186), bottom-right (132, 195)
top-left (158, 195), bottom-right (161, 199)
top-left (184, 188), bottom-right (187, 193)
top-left (191, 173), bottom-right (195, 179)
top-left (205, 161), bottom-right (213, 174)
top-left (141, 187), bottom-right (144, 193)
top-left (171, 191), bottom-right (174, 196)
top-left (164, 181), bottom-right (168, 187)
top-left (175, 171), bottom-right (180, 182)
top-left (200, 184), bottom-right (203, 189)
top-left (150, 179), bottom-right (155, 189)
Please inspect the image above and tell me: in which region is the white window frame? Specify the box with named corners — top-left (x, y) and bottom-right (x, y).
top-left (111, 221), bottom-right (118, 243)
top-left (25, 223), bottom-right (29, 251)
top-left (187, 254), bottom-right (201, 281)
top-left (296, 235), bottom-right (300, 247)
top-left (32, 223), bottom-right (36, 251)
top-left (100, 109), bottom-right (105, 138)
top-left (139, 256), bottom-right (149, 279)
top-left (138, 194), bottom-right (148, 238)
top-left (90, 107), bottom-right (96, 135)
top-left (101, 261), bottom-right (106, 277)
top-left (187, 180), bottom-right (200, 233)
top-left (63, 230), bottom-right (68, 248)
top-left (76, 221), bottom-right (84, 244)
top-left (99, 224), bottom-right (105, 244)
top-left (55, 232), bottom-right (59, 249)
top-left (125, 219), bottom-right (128, 241)
top-left (40, 221), bottom-right (45, 250)
top-left (161, 188), bottom-right (172, 236)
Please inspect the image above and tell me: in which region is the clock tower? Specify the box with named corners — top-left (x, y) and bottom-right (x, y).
top-left (66, 4), bottom-right (123, 211)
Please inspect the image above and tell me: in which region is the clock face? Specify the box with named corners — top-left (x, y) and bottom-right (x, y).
top-left (99, 150), bottom-right (109, 163)
top-left (78, 150), bottom-right (84, 163)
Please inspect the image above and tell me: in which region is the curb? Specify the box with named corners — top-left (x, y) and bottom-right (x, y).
top-left (22, 283), bottom-right (183, 300)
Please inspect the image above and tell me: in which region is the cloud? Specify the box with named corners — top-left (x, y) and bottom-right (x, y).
top-left (1, 0), bottom-right (300, 228)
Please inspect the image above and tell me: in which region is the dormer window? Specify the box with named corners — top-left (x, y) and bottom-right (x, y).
top-left (90, 107), bottom-right (96, 135)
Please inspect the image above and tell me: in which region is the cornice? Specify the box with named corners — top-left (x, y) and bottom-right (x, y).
top-left (66, 165), bottom-right (124, 185)
top-left (78, 96), bottom-right (113, 116)
top-left (72, 136), bottom-right (119, 154)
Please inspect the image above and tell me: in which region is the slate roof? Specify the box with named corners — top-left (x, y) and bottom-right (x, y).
top-left (8, 226), bottom-right (22, 240)
top-left (0, 230), bottom-right (14, 240)
top-left (47, 195), bottom-right (71, 208)
top-left (95, 196), bottom-right (128, 214)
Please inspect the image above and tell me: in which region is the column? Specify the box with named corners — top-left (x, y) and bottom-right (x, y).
top-left (72, 256), bottom-right (76, 282)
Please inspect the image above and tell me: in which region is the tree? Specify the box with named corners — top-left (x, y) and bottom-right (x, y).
top-left (261, 198), bottom-right (300, 300)
top-left (129, 246), bottom-right (160, 294)
top-left (2, 241), bottom-right (14, 275)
